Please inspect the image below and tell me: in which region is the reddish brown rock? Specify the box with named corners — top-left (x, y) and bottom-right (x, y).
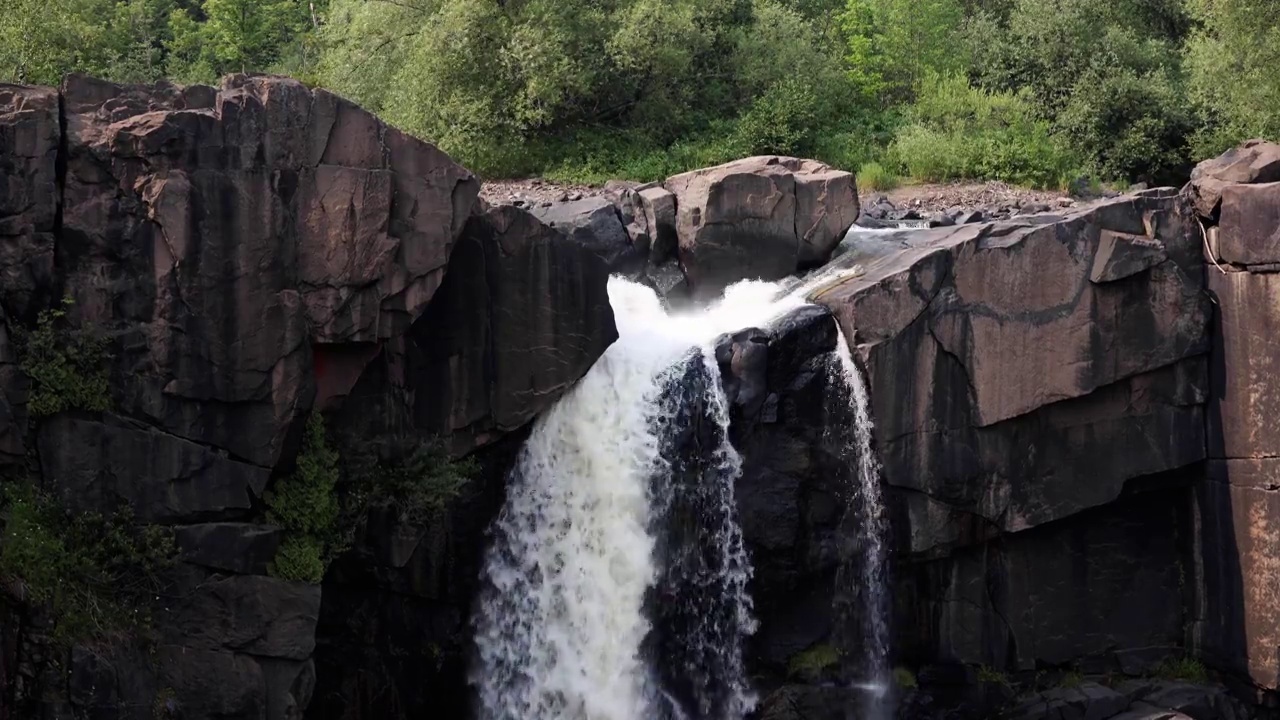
top-left (1217, 181), bottom-right (1280, 266)
top-left (55, 73), bottom-right (479, 467)
top-left (666, 156), bottom-right (858, 299)
top-left (1195, 459), bottom-right (1280, 688)
top-left (1186, 139), bottom-right (1280, 219)
top-left (815, 194), bottom-right (1209, 551)
top-left (1206, 269), bottom-right (1280, 459)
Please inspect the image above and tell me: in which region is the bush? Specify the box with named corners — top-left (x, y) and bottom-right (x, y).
top-left (888, 72), bottom-right (1079, 188)
top-left (1186, 0), bottom-right (1280, 159)
top-left (857, 161), bottom-right (899, 191)
top-left (0, 482), bottom-right (174, 644)
top-left (342, 436), bottom-right (478, 529)
top-left (17, 295), bottom-right (112, 418)
top-left (266, 414), bottom-right (340, 583)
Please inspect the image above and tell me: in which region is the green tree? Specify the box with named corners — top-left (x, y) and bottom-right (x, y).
top-left (266, 413), bottom-right (340, 583)
top-left (1186, 0), bottom-right (1280, 156)
top-left (843, 0), bottom-right (966, 102)
top-left (201, 0), bottom-right (304, 73)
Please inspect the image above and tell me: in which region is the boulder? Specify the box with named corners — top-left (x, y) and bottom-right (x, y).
top-left (408, 204), bottom-right (617, 452)
top-left (1216, 181), bottom-right (1280, 266)
top-left (0, 84), bottom-right (58, 322)
top-left (665, 156), bottom-right (858, 299)
top-left (56, 73), bottom-right (478, 468)
top-left (1186, 139), bottom-right (1280, 219)
top-left (529, 196), bottom-right (640, 272)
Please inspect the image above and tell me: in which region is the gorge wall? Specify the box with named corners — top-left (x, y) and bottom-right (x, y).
top-left (3, 70), bottom-right (1280, 720)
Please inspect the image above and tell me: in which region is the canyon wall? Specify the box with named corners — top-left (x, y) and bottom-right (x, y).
top-left (4, 69), bottom-right (1280, 720)
top-left (0, 74), bottom-right (615, 720)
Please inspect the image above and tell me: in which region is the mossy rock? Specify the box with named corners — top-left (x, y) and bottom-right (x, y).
top-left (787, 643), bottom-right (841, 682)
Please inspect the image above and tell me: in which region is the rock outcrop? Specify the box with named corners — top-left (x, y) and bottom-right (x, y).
top-left (667, 156), bottom-right (859, 300)
top-left (0, 73), bottom-right (616, 720)
top-left (1187, 140), bottom-right (1280, 692)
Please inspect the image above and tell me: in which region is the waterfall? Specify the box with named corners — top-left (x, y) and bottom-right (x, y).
top-left (471, 265), bottom-right (891, 720)
top-left (830, 330), bottom-right (891, 718)
top-left (471, 278), bottom-right (805, 720)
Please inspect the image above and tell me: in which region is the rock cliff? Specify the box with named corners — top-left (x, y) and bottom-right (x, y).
top-left (5, 69), bottom-right (1280, 720)
top-left (0, 74), bottom-right (615, 720)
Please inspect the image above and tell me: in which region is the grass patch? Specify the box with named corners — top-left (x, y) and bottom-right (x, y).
top-left (16, 295), bottom-right (111, 418)
top-left (0, 482), bottom-right (174, 645)
top-left (976, 664), bottom-right (1013, 688)
top-left (1153, 656), bottom-right (1209, 683)
top-left (788, 643), bottom-right (841, 679)
top-left (1059, 670), bottom-right (1084, 688)
top-left (858, 162), bottom-right (900, 191)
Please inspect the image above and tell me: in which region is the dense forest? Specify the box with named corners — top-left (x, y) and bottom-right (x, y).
top-left (3, 0), bottom-right (1277, 188)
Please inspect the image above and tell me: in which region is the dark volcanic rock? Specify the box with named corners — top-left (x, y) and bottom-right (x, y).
top-left (0, 84), bottom-right (58, 322)
top-left (529, 195), bottom-right (640, 272)
top-left (409, 204), bottom-right (617, 452)
top-left (38, 413), bottom-right (271, 523)
top-left (57, 72), bottom-right (479, 469)
top-left (666, 156), bottom-right (859, 299)
top-left (816, 194), bottom-right (1208, 548)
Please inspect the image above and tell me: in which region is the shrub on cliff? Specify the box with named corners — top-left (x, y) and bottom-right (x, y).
top-left (341, 436), bottom-right (478, 529)
top-left (17, 296), bottom-right (112, 418)
top-left (265, 413), bottom-right (341, 583)
top-left (0, 482), bottom-right (174, 644)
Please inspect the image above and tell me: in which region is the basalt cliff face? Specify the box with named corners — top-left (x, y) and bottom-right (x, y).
top-left (0, 74), bottom-right (615, 720)
top-left (2, 70), bottom-right (1280, 720)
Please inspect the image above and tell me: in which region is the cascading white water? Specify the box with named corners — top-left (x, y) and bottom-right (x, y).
top-left (472, 255), bottom-right (893, 720)
top-left (832, 329), bottom-right (891, 718)
top-left (472, 278), bottom-right (807, 720)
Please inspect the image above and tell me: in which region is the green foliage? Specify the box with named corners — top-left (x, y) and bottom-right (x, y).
top-left (964, 0), bottom-right (1196, 183)
top-left (787, 643), bottom-right (841, 679)
top-left (1059, 670), bottom-right (1084, 688)
top-left (976, 664), bottom-right (1013, 688)
top-left (1186, 0), bottom-right (1280, 157)
top-left (857, 161), bottom-right (899, 191)
top-left (888, 72), bottom-right (1079, 188)
top-left (3, 0), bottom-right (1273, 187)
top-left (1153, 656), bottom-right (1209, 683)
top-left (264, 413), bottom-right (475, 583)
top-left (893, 666), bottom-right (918, 689)
top-left (843, 0), bottom-right (966, 101)
top-left (0, 482), bottom-right (174, 644)
top-left (342, 436), bottom-right (478, 528)
top-left (17, 296), bottom-right (111, 418)
top-left (266, 413), bottom-right (340, 583)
